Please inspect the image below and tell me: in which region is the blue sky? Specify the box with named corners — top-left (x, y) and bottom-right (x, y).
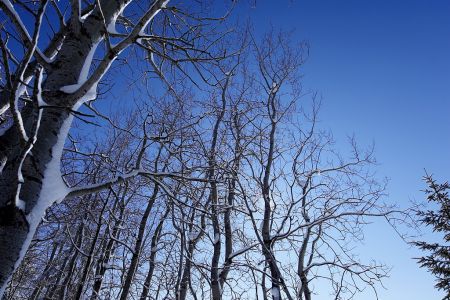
top-left (62, 1), bottom-right (449, 298)
top-left (76, 0), bottom-right (450, 296)
top-left (243, 1), bottom-right (450, 299)
top-left (11, 0), bottom-right (448, 298)
top-left (246, 0), bottom-right (450, 300)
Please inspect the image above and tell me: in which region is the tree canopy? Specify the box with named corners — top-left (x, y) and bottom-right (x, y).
top-left (413, 175), bottom-right (450, 299)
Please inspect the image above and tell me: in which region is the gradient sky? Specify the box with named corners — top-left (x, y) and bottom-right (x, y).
top-left (242, 1), bottom-right (450, 299)
top-left (13, 1), bottom-right (449, 298)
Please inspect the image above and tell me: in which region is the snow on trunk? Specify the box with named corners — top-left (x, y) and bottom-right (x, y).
top-left (187, 231), bottom-right (199, 242)
top-left (0, 110), bottom-right (73, 295)
top-left (106, 1), bottom-right (130, 34)
top-left (138, 0), bottom-right (170, 36)
top-left (0, 82), bottom-right (98, 294)
top-left (271, 287), bottom-right (281, 300)
top-left (60, 41), bottom-right (99, 93)
top-left (0, 0), bottom-right (51, 63)
top-left (11, 112), bottom-right (73, 285)
top-left (14, 70), bottom-right (45, 209)
top-left (213, 233), bottom-right (220, 245)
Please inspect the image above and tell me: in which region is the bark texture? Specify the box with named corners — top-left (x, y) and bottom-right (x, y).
top-left (0, 0), bottom-right (136, 292)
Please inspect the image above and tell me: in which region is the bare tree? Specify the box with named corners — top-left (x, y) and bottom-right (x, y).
top-left (0, 0), bottom-right (232, 293)
top-left (1, 8), bottom-right (408, 298)
top-left (234, 32), bottom-right (402, 300)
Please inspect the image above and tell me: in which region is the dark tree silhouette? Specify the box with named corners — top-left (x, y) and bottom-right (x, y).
top-left (413, 175), bottom-right (450, 299)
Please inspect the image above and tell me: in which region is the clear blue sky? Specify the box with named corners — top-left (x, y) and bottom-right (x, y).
top-left (15, 0), bottom-right (447, 298)
top-left (242, 1), bottom-right (450, 299)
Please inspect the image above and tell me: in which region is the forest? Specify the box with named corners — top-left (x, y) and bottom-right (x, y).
top-left (0, 1), bottom-right (448, 300)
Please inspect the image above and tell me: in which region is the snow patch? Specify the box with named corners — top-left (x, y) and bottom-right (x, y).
top-left (187, 230), bottom-right (199, 242)
top-left (26, 113), bottom-right (72, 226)
top-left (59, 84), bottom-right (81, 94)
top-left (107, 22), bottom-right (118, 34)
top-left (59, 41), bottom-right (99, 94)
top-left (36, 69), bottom-right (47, 106)
top-left (4, 106), bottom-right (74, 296)
top-left (0, 102), bottom-right (9, 116)
top-left (138, 0), bottom-right (170, 36)
top-left (80, 8), bottom-right (94, 22)
top-left (47, 39), bottom-right (64, 63)
top-left (271, 287), bottom-right (281, 300)
top-left (213, 233), bottom-right (220, 244)
top-left (36, 117), bottom-right (72, 207)
top-left (13, 70), bottom-right (45, 210)
top-left (271, 82), bottom-right (279, 94)
top-left (106, 3), bottom-right (128, 34)
top-left (61, 81), bottom-right (98, 105)
top-left (12, 81), bottom-right (30, 141)
top-left (106, 1), bottom-right (131, 34)
top-left (16, 199), bottom-right (26, 210)
top-left (79, 41), bottom-right (99, 84)
top-left (0, 0), bottom-right (52, 63)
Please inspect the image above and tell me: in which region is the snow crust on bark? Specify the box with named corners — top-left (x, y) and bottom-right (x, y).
top-left (0, 1), bottom-right (170, 295)
top-left (0, 98), bottom-right (74, 296)
top-left (11, 113), bottom-right (73, 294)
top-left (271, 82), bottom-right (279, 94)
top-left (138, 0), bottom-right (170, 36)
top-left (271, 287), bottom-right (281, 300)
top-left (0, 76), bottom-right (31, 138)
top-left (228, 243), bottom-right (257, 259)
top-left (213, 234), bottom-right (220, 244)
top-left (80, 9), bottom-right (94, 22)
top-left (7, 70), bottom-right (100, 294)
top-left (36, 71), bottom-right (48, 106)
top-left (47, 41), bottom-right (64, 65)
top-left (60, 41), bottom-right (100, 93)
top-left (11, 84), bottom-right (28, 141)
top-left (106, 2), bottom-right (130, 34)
top-left (0, 0), bottom-right (53, 63)
top-left (15, 199), bottom-right (26, 210)
top-left (0, 278), bottom-right (6, 297)
top-left (15, 71), bottom-right (45, 209)
top-left (187, 231), bottom-right (200, 241)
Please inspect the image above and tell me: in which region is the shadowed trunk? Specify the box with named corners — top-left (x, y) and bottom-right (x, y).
top-left (74, 195), bottom-right (108, 300)
top-left (139, 208), bottom-right (168, 300)
top-left (119, 185), bottom-right (159, 300)
top-left (56, 221), bottom-right (85, 300)
top-left (30, 241), bottom-right (60, 300)
top-left (90, 188), bottom-right (128, 299)
top-left (0, 1), bottom-right (130, 293)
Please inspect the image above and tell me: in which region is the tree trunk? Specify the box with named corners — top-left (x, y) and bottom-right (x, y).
top-left (74, 196), bottom-right (108, 300)
top-left (119, 185), bottom-right (159, 300)
top-left (44, 237), bottom-right (75, 299)
top-left (0, 1), bottom-right (129, 293)
top-left (177, 209), bottom-right (205, 300)
top-left (209, 84), bottom-right (226, 300)
top-left (177, 241), bottom-right (195, 300)
top-left (0, 107), bottom-right (73, 294)
top-left (139, 208), bottom-right (168, 300)
top-left (90, 190), bottom-right (127, 299)
top-left (56, 221), bottom-right (85, 300)
top-left (30, 241), bottom-right (60, 300)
